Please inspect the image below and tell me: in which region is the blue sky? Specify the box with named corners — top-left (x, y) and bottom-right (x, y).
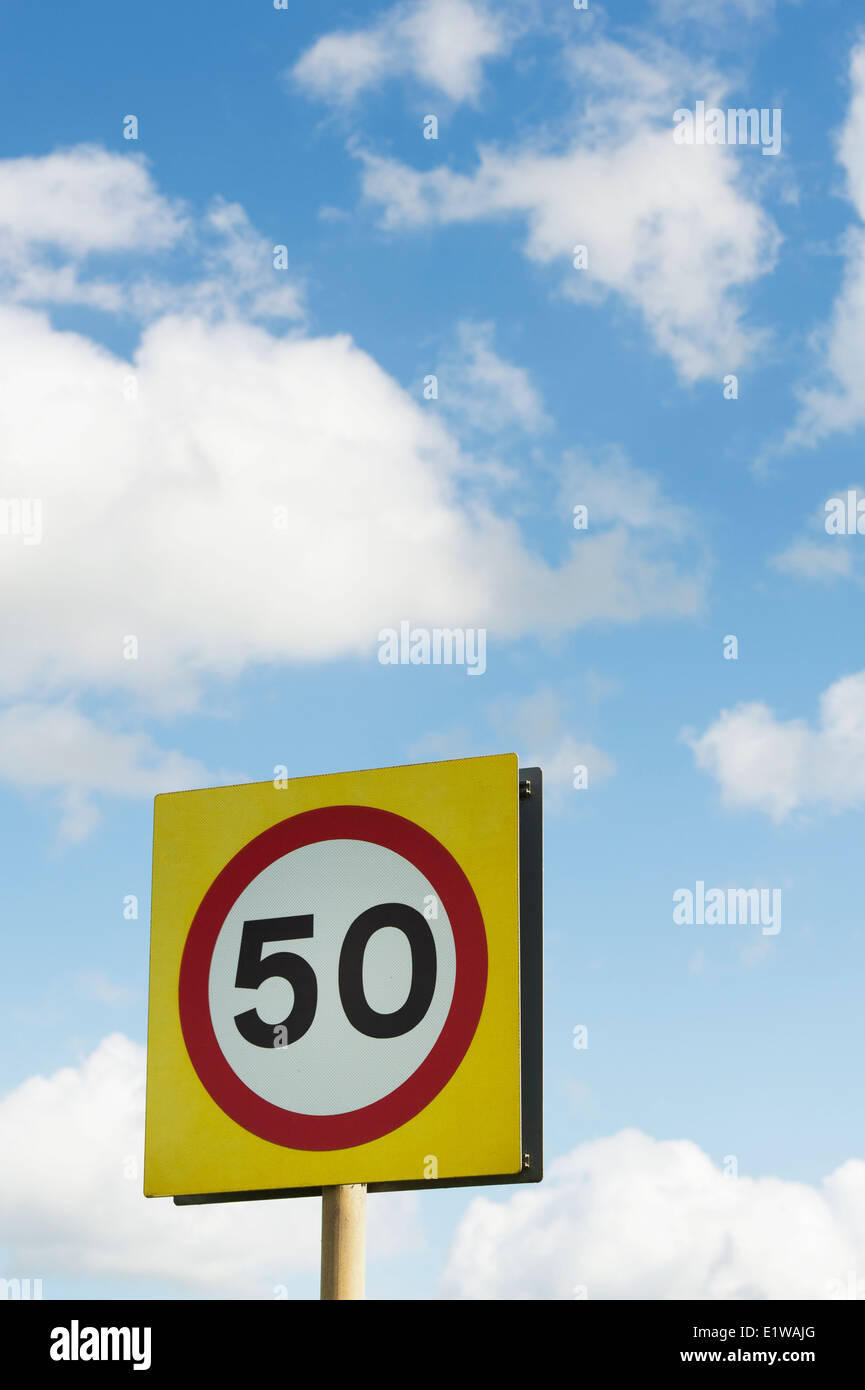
top-left (1, 0), bottom-right (865, 1300)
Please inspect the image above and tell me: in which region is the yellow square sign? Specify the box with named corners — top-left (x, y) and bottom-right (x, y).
top-left (144, 753), bottom-right (529, 1198)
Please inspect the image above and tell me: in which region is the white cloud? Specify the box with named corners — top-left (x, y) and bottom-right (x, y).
top-left (488, 688), bottom-right (615, 802)
top-left (838, 44), bottom-right (865, 220)
top-left (356, 37), bottom-right (780, 381)
top-left (291, 0), bottom-right (509, 106)
top-left (769, 488), bottom-right (865, 584)
top-left (0, 704), bottom-right (207, 841)
top-left (787, 228), bottom-right (865, 445)
top-left (199, 200), bottom-right (305, 320)
top-left (74, 971), bottom-right (136, 1006)
top-left (0, 148), bottom-right (304, 323)
top-left (787, 42), bottom-right (865, 446)
top-left (537, 733), bottom-right (614, 795)
top-left (770, 539), bottom-right (855, 582)
top-left (686, 671), bottom-right (865, 820)
top-left (561, 444), bottom-right (694, 533)
top-left (408, 686), bottom-right (617, 801)
top-left (436, 321), bottom-right (548, 434)
top-left (0, 1035), bottom-right (422, 1294)
top-left (0, 146), bottom-right (185, 255)
top-left (441, 1129), bottom-right (865, 1299)
top-left (0, 255), bottom-right (703, 711)
top-left (121, 199), bottom-right (306, 324)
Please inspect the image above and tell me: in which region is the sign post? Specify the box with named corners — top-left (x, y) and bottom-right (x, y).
top-left (320, 1184), bottom-right (366, 1300)
top-left (144, 753), bottom-right (542, 1291)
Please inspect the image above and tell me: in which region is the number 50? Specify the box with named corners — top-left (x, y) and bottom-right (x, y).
top-left (232, 904), bottom-right (437, 1046)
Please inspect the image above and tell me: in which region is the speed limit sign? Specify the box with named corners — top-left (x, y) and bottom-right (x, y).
top-left (144, 753), bottom-right (542, 1200)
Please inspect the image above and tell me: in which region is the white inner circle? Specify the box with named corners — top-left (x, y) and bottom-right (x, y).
top-left (208, 838), bottom-right (457, 1115)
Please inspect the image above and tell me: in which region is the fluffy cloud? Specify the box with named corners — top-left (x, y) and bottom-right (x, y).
top-left (770, 539), bottom-right (855, 582)
top-left (434, 321), bottom-right (549, 435)
top-left (0, 704), bottom-right (208, 841)
top-left (0, 146), bottom-right (185, 255)
top-left (118, 198), bottom-right (306, 324)
top-left (488, 688), bottom-right (615, 802)
top-left (441, 1129), bottom-right (865, 1299)
top-left (409, 686), bottom-right (617, 805)
top-left (0, 148), bottom-right (303, 322)
top-left (0, 148), bottom-right (705, 712)
top-left (291, 0), bottom-right (510, 106)
top-left (769, 488), bottom-right (865, 584)
top-left (787, 42), bottom-right (865, 446)
top-left (685, 671), bottom-right (865, 820)
top-left (560, 444), bottom-right (695, 533)
top-left (356, 36), bottom-right (780, 381)
top-left (0, 1035), bottom-right (421, 1294)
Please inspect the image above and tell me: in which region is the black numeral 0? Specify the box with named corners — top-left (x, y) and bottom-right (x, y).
top-left (338, 903), bottom-right (437, 1039)
top-left (233, 904), bottom-right (436, 1046)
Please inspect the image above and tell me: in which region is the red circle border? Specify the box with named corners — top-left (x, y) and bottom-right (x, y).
top-left (178, 805), bottom-right (488, 1150)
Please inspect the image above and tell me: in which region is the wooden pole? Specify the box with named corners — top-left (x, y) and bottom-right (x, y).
top-left (320, 1184), bottom-right (366, 1299)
